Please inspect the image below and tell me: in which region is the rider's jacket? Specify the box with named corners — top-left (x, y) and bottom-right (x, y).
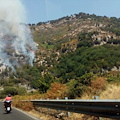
top-left (5, 97), bottom-right (11, 101)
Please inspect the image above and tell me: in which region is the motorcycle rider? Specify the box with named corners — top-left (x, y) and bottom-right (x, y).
top-left (4, 94), bottom-right (12, 110)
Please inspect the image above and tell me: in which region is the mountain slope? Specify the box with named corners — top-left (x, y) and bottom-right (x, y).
top-left (31, 13), bottom-right (120, 73)
top-left (1, 12), bottom-right (120, 98)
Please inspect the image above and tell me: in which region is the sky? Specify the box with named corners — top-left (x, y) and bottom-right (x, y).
top-left (21, 0), bottom-right (120, 24)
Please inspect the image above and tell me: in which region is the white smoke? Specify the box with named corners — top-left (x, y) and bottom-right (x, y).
top-left (0, 0), bottom-right (37, 71)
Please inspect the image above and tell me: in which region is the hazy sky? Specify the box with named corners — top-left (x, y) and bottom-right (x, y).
top-left (21, 0), bottom-right (120, 24)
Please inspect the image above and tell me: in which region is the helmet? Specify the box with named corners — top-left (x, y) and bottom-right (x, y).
top-left (8, 94), bottom-right (11, 97)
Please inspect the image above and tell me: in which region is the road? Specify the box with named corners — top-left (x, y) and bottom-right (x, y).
top-left (0, 102), bottom-right (40, 120)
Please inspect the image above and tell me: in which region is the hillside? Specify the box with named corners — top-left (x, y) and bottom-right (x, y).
top-left (20, 12), bottom-right (120, 96)
top-left (31, 13), bottom-right (120, 71)
top-left (1, 12), bottom-right (120, 98)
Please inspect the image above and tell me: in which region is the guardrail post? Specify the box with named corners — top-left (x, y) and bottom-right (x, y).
top-left (47, 98), bottom-right (50, 111)
top-left (94, 96), bottom-right (99, 100)
top-left (94, 96), bottom-right (102, 120)
top-left (57, 97), bottom-right (61, 113)
top-left (65, 97), bottom-right (70, 117)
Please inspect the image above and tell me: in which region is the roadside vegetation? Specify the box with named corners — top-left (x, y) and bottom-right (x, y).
top-left (1, 13), bottom-right (120, 119)
top-left (11, 74), bottom-right (120, 120)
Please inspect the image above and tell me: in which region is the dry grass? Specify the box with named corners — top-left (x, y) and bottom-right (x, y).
top-left (13, 101), bottom-right (34, 111)
top-left (12, 80), bottom-right (120, 120)
top-left (46, 82), bottom-right (68, 99)
top-left (81, 77), bottom-right (107, 99)
top-left (27, 107), bottom-right (100, 120)
top-left (100, 84), bottom-right (120, 99)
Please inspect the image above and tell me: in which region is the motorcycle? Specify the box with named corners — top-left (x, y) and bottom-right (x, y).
top-left (4, 100), bottom-right (12, 113)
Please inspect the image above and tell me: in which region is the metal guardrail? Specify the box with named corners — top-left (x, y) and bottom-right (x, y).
top-left (30, 98), bottom-right (120, 119)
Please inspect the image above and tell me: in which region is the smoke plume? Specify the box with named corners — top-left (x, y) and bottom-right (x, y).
top-left (0, 0), bottom-right (37, 71)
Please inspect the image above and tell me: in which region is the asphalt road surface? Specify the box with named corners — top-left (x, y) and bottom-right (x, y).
top-left (0, 102), bottom-right (40, 120)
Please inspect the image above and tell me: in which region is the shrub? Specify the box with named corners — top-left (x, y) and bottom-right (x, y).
top-left (46, 82), bottom-right (67, 99)
top-left (17, 87), bottom-right (27, 95)
top-left (0, 90), bottom-right (6, 99)
top-left (1, 86), bottom-right (27, 97)
top-left (67, 79), bottom-right (85, 99)
top-left (89, 77), bottom-right (107, 95)
top-left (107, 73), bottom-right (120, 84)
top-left (4, 86), bottom-right (18, 95)
top-left (13, 101), bottom-right (34, 111)
top-left (38, 73), bottom-right (55, 93)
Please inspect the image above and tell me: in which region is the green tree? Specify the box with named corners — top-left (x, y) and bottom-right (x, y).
top-left (37, 73), bottom-right (55, 93)
top-left (67, 79), bottom-right (85, 98)
top-left (17, 87), bottom-right (27, 95)
top-left (4, 87), bottom-right (18, 96)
